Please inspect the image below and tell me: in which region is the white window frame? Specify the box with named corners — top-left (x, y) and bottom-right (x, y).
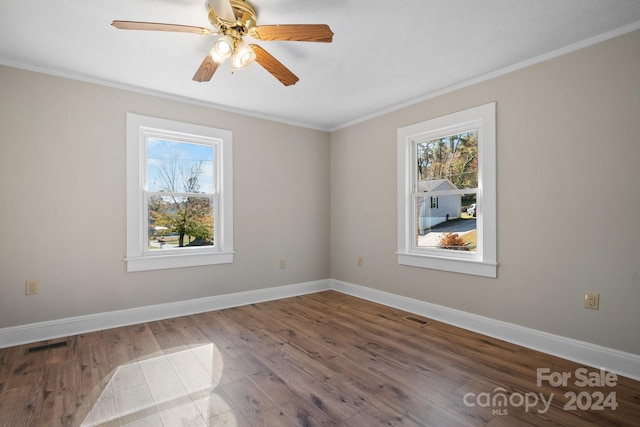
top-left (126, 113), bottom-right (233, 272)
top-left (397, 102), bottom-right (496, 277)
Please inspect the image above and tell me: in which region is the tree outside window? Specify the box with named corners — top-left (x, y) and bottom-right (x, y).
top-left (146, 139), bottom-right (215, 250)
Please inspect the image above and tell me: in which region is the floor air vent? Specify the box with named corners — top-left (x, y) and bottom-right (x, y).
top-left (25, 341), bottom-right (68, 354)
top-left (403, 316), bottom-right (430, 326)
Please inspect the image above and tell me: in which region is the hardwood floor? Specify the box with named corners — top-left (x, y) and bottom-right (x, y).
top-left (0, 291), bottom-right (638, 426)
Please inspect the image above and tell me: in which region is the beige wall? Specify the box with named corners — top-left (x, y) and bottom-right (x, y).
top-left (0, 66), bottom-right (330, 327)
top-left (1, 30), bottom-right (639, 356)
top-left (331, 30), bottom-right (640, 354)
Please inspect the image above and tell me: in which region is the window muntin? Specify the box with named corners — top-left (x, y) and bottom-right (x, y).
top-left (397, 103), bottom-right (496, 277)
top-left (126, 113), bottom-right (233, 272)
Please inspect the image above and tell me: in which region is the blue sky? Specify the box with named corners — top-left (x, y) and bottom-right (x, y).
top-left (146, 138), bottom-right (215, 193)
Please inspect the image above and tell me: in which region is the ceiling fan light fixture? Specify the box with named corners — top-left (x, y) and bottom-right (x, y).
top-left (210, 34), bottom-right (234, 62)
top-left (230, 39), bottom-right (256, 70)
top-left (112, 0), bottom-right (333, 85)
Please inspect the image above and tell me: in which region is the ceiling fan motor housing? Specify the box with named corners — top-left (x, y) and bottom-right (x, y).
top-left (208, 0), bottom-right (257, 37)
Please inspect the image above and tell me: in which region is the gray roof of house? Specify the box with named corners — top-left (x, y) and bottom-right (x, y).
top-left (418, 179), bottom-right (458, 192)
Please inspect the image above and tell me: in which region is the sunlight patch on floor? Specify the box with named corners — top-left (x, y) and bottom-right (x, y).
top-left (82, 344), bottom-right (236, 426)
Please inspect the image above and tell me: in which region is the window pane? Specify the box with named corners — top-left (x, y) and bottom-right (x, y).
top-left (416, 193), bottom-right (476, 252)
top-left (148, 195), bottom-right (214, 250)
top-left (416, 131), bottom-right (478, 190)
top-left (147, 138), bottom-right (215, 193)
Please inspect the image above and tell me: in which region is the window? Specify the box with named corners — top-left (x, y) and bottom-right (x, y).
top-left (397, 102), bottom-right (496, 277)
top-left (126, 113), bottom-right (233, 272)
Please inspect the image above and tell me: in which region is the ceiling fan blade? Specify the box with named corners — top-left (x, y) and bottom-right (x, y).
top-left (250, 44), bottom-right (299, 86)
top-left (193, 55), bottom-right (219, 82)
top-left (207, 0), bottom-right (236, 23)
top-left (112, 20), bottom-right (213, 35)
top-left (252, 24), bottom-right (334, 42)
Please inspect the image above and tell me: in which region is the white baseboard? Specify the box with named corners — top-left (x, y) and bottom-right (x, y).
top-left (2, 277), bottom-right (638, 381)
top-left (331, 279), bottom-right (640, 381)
top-left (0, 279), bottom-right (330, 349)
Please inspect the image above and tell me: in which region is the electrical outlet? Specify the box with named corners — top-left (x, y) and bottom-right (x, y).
top-left (279, 259), bottom-right (286, 269)
top-left (26, 280), bottom-right (39, 295)
top-left (357, 256), bottom-right (363, 266)
top-left (584, 292), bottom-right (599, 310)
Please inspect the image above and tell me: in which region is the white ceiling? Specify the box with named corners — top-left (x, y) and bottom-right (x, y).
top-left (1, 1), bottom-right (640, 130)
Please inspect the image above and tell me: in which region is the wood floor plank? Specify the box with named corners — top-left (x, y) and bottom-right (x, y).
top-left (124, 323), bottom-right (163, 361)
top-left (343, 405), bottom-right (424, 427)
top-left (204, 408), bottom-right (253, 426)
top-left (37, 360), bottom-right (64, 426)
top-left (101, 327), bottom-right (137, 373)
top-left (230, 353), bottom-right (338, 425)
top-left (220, 376), bottom-right (297, 426)
top-left (4, 344), bottom-right (38, 385)
top-left (258, 300), bottom-right (472, 410)
top-left (0, 290), bottom-right (638, 426)
top-left (231, 304), bottom-right (375, 410)
top-left (73, 331), bottom-right (115, 425)
top-left (78, 382), bottom-right (118, 427)
top-left (254, 322), bottom-right (472, 425)
top-left (219, 307), bottom-right (368, 423)
top-left (35, 358), bottom-right (80, 426)
top-left (193, 311), bottom-right (250, 360)
top-left (0, 385), bottom-right (41, 426)
top-left (0, 343), bottom-right (19, 393)
top-left (146, 317), bottom-right (194, 355)
top-left (245, 302), bottom-right (476, 426)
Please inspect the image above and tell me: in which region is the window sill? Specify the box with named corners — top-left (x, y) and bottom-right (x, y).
top-left (397, 252), bottom-right (496, 278)
top-left (126, 251), bottom-right (234, 272)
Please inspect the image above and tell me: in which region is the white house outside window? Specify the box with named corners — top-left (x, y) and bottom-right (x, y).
top-left (126, 113), bottom-right (233, 272)
top-left (397, 102), bottom-right (496, 277)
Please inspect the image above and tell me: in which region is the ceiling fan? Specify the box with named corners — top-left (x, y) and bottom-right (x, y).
top-left (112, 0), bottom-right (334, 86)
